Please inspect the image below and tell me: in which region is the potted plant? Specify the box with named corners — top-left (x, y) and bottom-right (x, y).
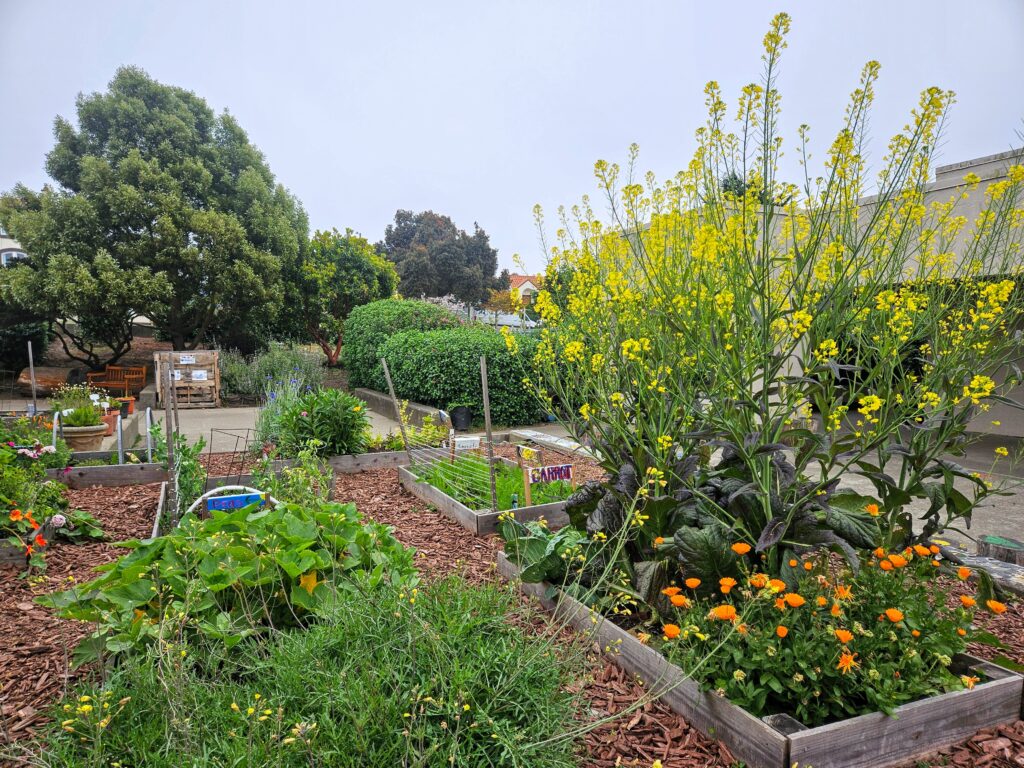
top-left (447, 401), bottom-right (474, 431)
top-left (60, 406), bottom-right (107, 451)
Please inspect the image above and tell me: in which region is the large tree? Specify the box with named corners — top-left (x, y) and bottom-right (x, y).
top-left (0, 66), bottom-right (308, 357)
top-left (377, 210), bottom-right (501, 304)
top-left (291, 228), bottom-right (398, 366)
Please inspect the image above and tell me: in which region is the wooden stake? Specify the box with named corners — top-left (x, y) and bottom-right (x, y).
top-left (449, 428), bottom-right (456, 464)
top-left (480, 355), bottom-right (498, 514)
top-left (26, 340), bottom-right (38, 416)
top-left (381, 358), bottom-right (413, 467)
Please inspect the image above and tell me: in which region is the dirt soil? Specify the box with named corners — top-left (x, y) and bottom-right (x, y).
top-left (332, 467), bottom-right (1024, 768)
top-left (0, 483), bottom-right (160, 745)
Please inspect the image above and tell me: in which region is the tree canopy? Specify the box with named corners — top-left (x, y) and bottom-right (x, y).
top-left (0, 66), bottom-right (308, 360)
top-left (377, 210), bottom-right (502, 305)
top-left (291, 228), bottom-right (398, 366)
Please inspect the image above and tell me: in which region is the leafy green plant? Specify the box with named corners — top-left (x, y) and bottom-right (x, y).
top-left (30, 578), bottom-right (581, 768)
top-left (276, 389), bottom-right (370, 457)
top-left (39, 499), bottom-right (418, 664)
top-left (51, 383), bottom-right (110, 413)
top-left (413, 454), bottom-right (572, 511)
top-left (50, 508), bottom-right (105, 542)
top-left (219, 344), bottom-right (325, 398)
top-left (342, 298), bottom-right (460, 390)
top-left (381, 325), bottom-right (541, 426)
top-left (368, 402), bottom-right (448, 452)
top-left (1, 416), bottom-right (70, 469)
top-left (1, 443), bottom-right (73, 570)
top-left (62, 406), bottom-right (103, 428)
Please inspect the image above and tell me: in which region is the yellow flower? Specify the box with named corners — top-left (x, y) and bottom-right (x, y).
top-left (299, 571), bottom-right (319, 595)
top-left (656, 435), bottom-right (673, 451)
top-left (995, 446), bottom-right (1009, 457)
top-left (579, 403), bottom-right (593, 421)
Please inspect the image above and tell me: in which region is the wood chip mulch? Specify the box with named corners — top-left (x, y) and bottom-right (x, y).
top-left (0, 483), bottom-right (160, 745)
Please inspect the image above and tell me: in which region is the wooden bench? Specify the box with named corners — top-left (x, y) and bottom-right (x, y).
top-left (86, 366), bottom-right (147, 397)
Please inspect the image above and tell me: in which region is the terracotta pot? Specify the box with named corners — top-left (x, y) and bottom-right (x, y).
top-left (62, 424), bottom-right (108, 451)
top-left (101, 413), bottom-right (117, 436)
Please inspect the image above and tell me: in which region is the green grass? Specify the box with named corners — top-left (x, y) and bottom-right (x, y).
top-left (413, 454), bottom-right (573, 510)
top-left (25, 578), bottom-right (582, 768)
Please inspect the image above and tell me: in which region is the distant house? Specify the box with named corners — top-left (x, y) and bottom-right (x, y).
top-left (509, 274), bottom-right (542, 305)
top-left (0, 232), bottom-right (28, 267)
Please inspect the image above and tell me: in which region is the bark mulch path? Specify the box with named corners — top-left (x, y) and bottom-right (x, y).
top-left (0, 483), bottom-right (160, 745)
top-left (333, 468), bottom-right (1024, 768)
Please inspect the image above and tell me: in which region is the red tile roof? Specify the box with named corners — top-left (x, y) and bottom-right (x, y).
top-left (509, 274), bottom-right (541, 290)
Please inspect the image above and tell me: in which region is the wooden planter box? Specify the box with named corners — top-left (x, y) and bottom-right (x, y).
top-left (497, 553), bottom-right (1024, 768)
top-left (46, 463), bottom-right (168, 489)
top-left (398, 464), bottom-right (568, 535)
top-left (0, 519), bottom-right (58, 568)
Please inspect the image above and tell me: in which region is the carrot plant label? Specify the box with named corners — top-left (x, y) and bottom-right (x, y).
top-left (529, 464), bottom-right (573, 484)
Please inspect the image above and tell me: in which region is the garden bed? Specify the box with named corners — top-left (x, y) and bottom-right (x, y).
top-left (0, 483), bottom-right (161, 744)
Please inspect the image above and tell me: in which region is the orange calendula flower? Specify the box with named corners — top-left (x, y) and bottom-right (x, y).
top-left (719, 577), bottom-right (737, 594)
top-left (830, 603), bottom-right (842, 617)
top-left (986, 600), bottom-right (1007, 615)
top-left (873, 547), bottom-right (886, 559)
top-left (748, 574), bottom-right (767, 589)
top-left (662, 587), bottom-right (682, 597)
top-left (911, 629), bottom-right (921, 638)
top-left (865, 503), bottom-right (880, 516)
top-left (879, 560), bottom-right (894, 571)
top-left (931, 559), bottom-right (941, 567)
top-left (670, 594), bottom-right (690, 608)
top-left (960, 595), bottom-right (976, 608)
top-left (887, 554), bottom-right (908, 568)
top-left (929, 544), bottom-right (940, 555)
top-left (774, 597), bottom-right (786, 611)
top-left (768, 579), bottom-right (786, 593)
top-left (834, 629), bottom-right (853, 644)
top-left (837, 651), bottom-right (859, 675)
top-left (815, 596), bottom-right (828, 608)
top-left (783, 593), bottom-right (806, 608)
top-left (884, 608), bottom-right (904, 623)
top-left (731, 542), bottom-right (751, 555)
top-left (835, 584), bottom-right (853, 600)
top-left (684, 578), bottom-right (701, 589)
top-left (913, 545), bottom-right (932, 557)
top-left (709, 604), bottom-right (738, 621)
top-left (803, 562), bottom-right (813, 572)
top-left (957, 567), bottom-right (971, 581)
top-left (788, 559), bottom-right (798, 567)
top-left (662, 624), bottom-right (681, 639)
top-left (736, 623), bottom-right (748, 635)
top-left (654, 537), bottom-right (665, 546)
top-left (957, 628), bottom-right (967, 636)
top-left (776, 625), bottom-right (788, 638)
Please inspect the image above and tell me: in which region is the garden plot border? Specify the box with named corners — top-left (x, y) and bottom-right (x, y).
top-left (497, 552), bottom-right (1024, 768)
top-left (398, 460), bottom-right (569, 535)
top-left (46, 463), bottom-right (167, 488)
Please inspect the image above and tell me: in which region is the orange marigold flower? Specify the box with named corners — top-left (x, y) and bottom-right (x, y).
top-left (931, 559), bottom-right (941, 567)
top-left (865, 503), bottom-right (880, 516)
top-left (663, 624), bottom-right (681, 639)
top-left (731, 542), bottom-right (752, 555)
top-left (719, 577), bottom-right (737, 594)
top-left (880, 560), bottom-right (894, 571)
top-left (684, 578), bottom-right (701, 589)
top-left (830, 603), bottom-right (842, 617)
top-left (873, 547), bottom-right (886, 558)
top-left (837, 651), bottom-right (860, 675)
top-left (654, 536), bottom-right (665, 546)
top-left (736, 623), bottom-right (748, 635)
top-left (774, 597), bottom-right (786, 611)
top-left (783, 593), bottom-right (806, 608)
top-left (957, 567), bottom-right (971, 580)
top-left (709, 604), bottom-right (738, 621)
top-left (884, 608), bottom-right (904, 623)
top-left (788, 559), bottom-right (798, 567)
top-left (776, 625), bottom-right (788, 638)
top-left (929, 544), bottom-right (940, 555)
top-left (986, 600), bottom-right (1007, 615)
top-left (888, 554), bottom-right (908, 568)
top-left (768, 579), bottom-right (786, 593)
top-left (835, 629), bottom-right (853, 644)
top-left (835, 584), bottom-right (853, 600)
top-left (960, 595), bottom-right (976, 608)
top-left (662, 587), bottom-right (682, 597)
top-left (749, 574), bottom-right (768, 589)
top-left (911, 629), bottom-right (921, 638)
top-left (670, 594), bottom-right (691, 608)
top-left (957, 628), bottom-right (967, 636)
top-left (803, 561), bottom-right (813, 572)
top-left (815, 596), bottom-right (828, 607)
top-left (913, 545), bottom-right (932, 557)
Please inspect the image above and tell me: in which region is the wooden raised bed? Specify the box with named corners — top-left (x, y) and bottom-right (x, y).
top-left (46, 463), bottom-right (168, 489)
top-left (497, 553), bottom-right (1024, 768)
top-left (398, 464), bottom-right (568, 535)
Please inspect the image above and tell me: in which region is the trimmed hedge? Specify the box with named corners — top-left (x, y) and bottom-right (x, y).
top-left (380, 326), bottom-right (541, 426)
top-left (342, 299), bottom-right (460, 390)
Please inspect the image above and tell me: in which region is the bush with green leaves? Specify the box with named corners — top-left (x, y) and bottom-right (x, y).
top-left (30, 578), bottom-right (581, 768)
top-left (1, 417), bottom-right (70, 469)
top-left (274, 388), bottom-right (370, 458)
top-left (342, 298), bottom-right (460, 390)
top-left (381, 326), bottom-right (541, 426)
top-left (40, 498), bottom-right (418, 665)
top-left (219, 344), bottom-right (325, 399)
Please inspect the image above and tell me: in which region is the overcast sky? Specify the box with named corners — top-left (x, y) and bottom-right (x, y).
top-left (2, 1), bottom-right (1022, 272)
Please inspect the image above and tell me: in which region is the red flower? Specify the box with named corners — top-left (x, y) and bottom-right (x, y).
top-left (34, 534), bottom-right (46, 548)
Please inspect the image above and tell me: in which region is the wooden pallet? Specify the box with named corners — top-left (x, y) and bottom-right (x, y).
top-left (153, 350), bottom-right (221, 408)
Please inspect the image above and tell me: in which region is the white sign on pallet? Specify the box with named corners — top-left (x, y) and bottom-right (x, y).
top-left (453, 436), bottom-right (482, 450)
top-left (191, 369), bottom-right (208, 381)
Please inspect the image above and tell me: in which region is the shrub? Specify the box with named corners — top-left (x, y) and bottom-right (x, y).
top-left (34, 578), bottom-right (580, 768)
top-left (219, 344), bottom-right (325, 398)
top-left (0, 320), bottom-right (48, 372)
top-left (1, 416), bottom-right (71, 469)
top-left (276, 388), bottom-right (370, 457)
top-left (40, 498), bottom-right (417, 664)
top-left (342, 298), bottom-right (459, 390)
top-left (381, 326), bottom-right (541, 426)
top-left (1, 442), bottom-right (72, 568)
